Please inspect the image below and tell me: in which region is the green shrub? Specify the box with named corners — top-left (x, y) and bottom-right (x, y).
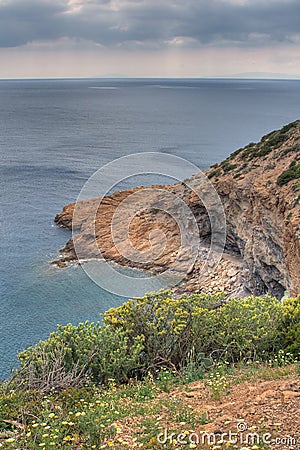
top-left (0, 389), bottom-right (40, 431)
top-left (281, 143), bottom-right (300, 156)
top-left (104, 291), bottom-right (227, 369)
top-left (17, 322), bottom-right (143, 390)
top-left (280, 120), bottom-right (300, 134)
top-left (241, 143), bottom-right (257, 160)
top-left (277, 161), bottom-right (300, 186)
top-left (256, 142), bottom-right (273, 157)
top-left (215, 296), bottom-right (285, 360)
top-left (14, 291), bottom-right (300, 392)
top-left (208, 168), bottom-right (222, 179)
top-left (231, 143), bottom-right (256, 160)
top-left (104, 291), bottom-right (286, 368)
top-left (281, 295), bottom-right (300, 354)
top-left (221, 161), bottom-right (238, 173)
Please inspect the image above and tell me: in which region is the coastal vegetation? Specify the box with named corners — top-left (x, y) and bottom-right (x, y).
top-left (1, 291), bottom-right (300, 448)
top-left (14, 291), bottom-right (300, 390)
top-left (277, 160), bottom-right (300, 186)
top-left (236, 120), bottom-right (300, 162)
top-left (208, 120), bottom-right (300, 180)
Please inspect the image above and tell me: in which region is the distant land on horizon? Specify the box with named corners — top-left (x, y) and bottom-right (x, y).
top-left (227, 72), bottom-right (300, 79)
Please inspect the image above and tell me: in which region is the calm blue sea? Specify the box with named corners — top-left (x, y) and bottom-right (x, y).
top-left (1, 78), bottom-right (300, 380)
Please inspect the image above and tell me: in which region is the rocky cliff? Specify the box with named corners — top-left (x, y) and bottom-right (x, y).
top-left (54, 121), bottom-right (300, 298)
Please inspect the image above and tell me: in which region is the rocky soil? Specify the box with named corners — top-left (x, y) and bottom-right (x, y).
top-left (54, 121), bottom-right (300, 298)
top-left (111, 366), bottom-right (300, 450)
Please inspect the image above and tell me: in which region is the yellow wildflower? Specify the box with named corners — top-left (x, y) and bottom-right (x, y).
top-left (63, 435), bottom-right (72, 441)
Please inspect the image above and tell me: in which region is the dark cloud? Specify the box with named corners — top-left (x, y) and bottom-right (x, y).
top-left (0, 0), bottom-right (299, 49)
top-left (0, 0), bottom-right (68, 46)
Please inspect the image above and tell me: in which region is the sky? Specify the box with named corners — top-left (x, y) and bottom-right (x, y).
top-left (0, 0), bottom-right (300, 78)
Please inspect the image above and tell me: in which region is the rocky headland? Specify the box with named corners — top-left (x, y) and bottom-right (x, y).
top-left (54, 121), bottom-right (300, 298)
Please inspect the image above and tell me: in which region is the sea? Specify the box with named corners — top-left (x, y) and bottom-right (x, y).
top-left (1, 78), bottom-right (300, 380)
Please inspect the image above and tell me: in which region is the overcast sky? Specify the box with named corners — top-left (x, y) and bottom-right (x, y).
top-left (1, 0), bottom-right (300, 78)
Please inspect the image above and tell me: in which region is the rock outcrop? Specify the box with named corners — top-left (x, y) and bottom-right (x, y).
top-left (54, 121), bottom-right (300, 298)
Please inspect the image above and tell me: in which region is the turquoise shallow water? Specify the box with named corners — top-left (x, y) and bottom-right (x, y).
top-left (1, 78), bottom-right (300, 380)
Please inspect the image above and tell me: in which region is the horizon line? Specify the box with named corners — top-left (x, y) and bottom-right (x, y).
top-left (0, 76), bottom-right (300, 81)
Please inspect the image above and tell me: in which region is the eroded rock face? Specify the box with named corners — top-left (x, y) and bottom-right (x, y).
top-left (205, 121), bottom-right (300, 297)
top-left (54, 121), bottom-right (300, 298)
